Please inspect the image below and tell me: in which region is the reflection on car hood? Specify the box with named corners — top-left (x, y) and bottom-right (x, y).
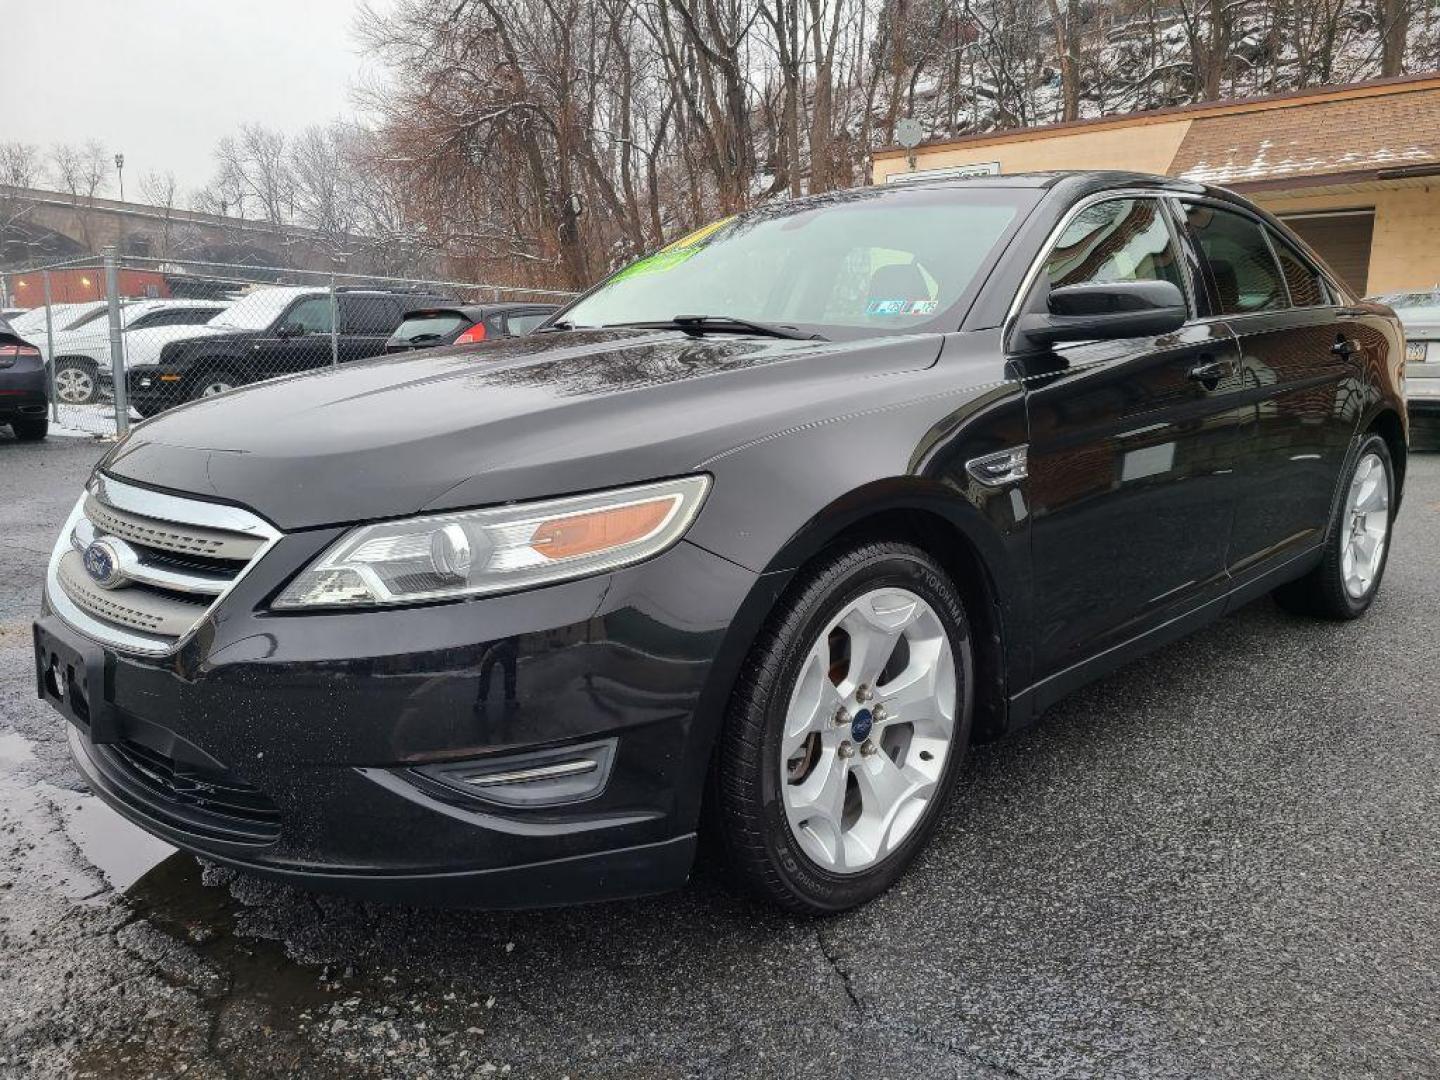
top-left (101, 327), bottom-right (944, 529)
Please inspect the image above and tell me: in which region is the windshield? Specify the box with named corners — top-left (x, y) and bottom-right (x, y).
top-left (210, 290), bottom-right (308, 331)
top-left (60, 304), bottom-right (111, 331)
top-left (561, 186), bottom-right (1036, 339)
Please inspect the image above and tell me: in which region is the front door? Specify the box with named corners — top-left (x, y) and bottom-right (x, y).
top-left (262, 296), bottom-right (335, 377)
top-left (1017, 196), bottom-right (1252, 682)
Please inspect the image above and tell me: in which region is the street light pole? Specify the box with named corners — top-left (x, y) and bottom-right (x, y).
top-left (114, 153), bottom-right (125, 202)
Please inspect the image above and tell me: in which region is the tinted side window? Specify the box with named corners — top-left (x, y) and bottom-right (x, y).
top-left (1046, 198), bottom-right (1187, 295)
top-left (505, 312), bottom-right (550, 336)
top-left (286, 297), bottom-right (334, 334)
top-left (1183, 205), bottom-right (1286, 315)
top-left (341, 296), bottom-right (402, 334)
top-left (1269, 234), bottom-right (1328, 307)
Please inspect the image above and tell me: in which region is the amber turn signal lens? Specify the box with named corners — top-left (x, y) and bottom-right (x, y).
top-left (530, 499), bottom-right (673, 560)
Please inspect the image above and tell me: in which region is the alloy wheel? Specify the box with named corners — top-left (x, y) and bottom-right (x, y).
top-left (779, 586), bottom-right (956, 874)
top-left (1341, 451), bottom-right (1390, 599)
top-left (55, 366), bottom-right (95, 404)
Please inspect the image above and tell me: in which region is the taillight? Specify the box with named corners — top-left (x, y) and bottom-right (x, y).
top-left (454, 322), bottom-right (487, 345)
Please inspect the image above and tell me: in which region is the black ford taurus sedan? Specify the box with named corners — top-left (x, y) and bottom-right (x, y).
top-left (36, 172), bottom-right (1407, 914)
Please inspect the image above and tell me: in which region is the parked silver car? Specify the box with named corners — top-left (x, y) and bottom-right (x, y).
top-left (1374, 289), bottom-right (1440, 418)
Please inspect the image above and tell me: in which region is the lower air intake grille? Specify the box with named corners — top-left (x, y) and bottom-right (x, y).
top-left (101, 737), bottom-right (282, 844)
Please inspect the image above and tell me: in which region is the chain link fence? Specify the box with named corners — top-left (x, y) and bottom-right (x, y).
top-left (5, 249), bottom-right (574, 438)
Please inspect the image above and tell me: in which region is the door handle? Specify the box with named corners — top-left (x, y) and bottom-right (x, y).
top-left (1187, 355), bottom-right (1233, 387)
top-left (1331, 335), bottom-right (1361, 359)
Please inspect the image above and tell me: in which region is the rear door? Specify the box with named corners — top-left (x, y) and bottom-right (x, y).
top-left (1177, 200), bottom-right (1360, 579)
top-left (1018, 195), bottom-right (1250, 682)
top-left (339, 296), bottom-right (402, 362)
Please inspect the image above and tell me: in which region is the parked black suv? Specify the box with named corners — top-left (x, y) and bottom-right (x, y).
top-left (127, 286), bottom-right (449, 415)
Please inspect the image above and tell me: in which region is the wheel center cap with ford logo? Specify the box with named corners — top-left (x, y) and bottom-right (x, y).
top-left (850, 707), bottom-right (874, 742)
top-left (82, 538), bottom-right (132, 590)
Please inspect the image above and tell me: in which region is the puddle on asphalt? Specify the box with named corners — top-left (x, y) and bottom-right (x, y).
top-left (59, 793), bottom-right (175, 892)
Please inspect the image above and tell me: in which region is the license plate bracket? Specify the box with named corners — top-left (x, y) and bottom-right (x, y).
top-left (1406, 341), bottom-right (1427, 363)
top-left (33, 616), bottom-right (120, 743)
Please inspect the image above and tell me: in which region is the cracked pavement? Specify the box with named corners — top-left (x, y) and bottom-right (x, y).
top-left (2, 427), bottom-right (1439, 1079)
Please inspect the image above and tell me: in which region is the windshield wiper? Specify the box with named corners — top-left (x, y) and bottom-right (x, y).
top-left (533, 320), bottom-right (582, 334)
top-left (617, 315), bottom-right (824, 341)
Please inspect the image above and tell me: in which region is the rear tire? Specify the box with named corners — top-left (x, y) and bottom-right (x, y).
top-left (54, 359), bottom-right (98, 405)
top-left (10, 417), bottom-right (48, 441)
top-left (1274, 433), bottom-right (1394, 620)
top-left (713, 541), bottom-right (974, 914)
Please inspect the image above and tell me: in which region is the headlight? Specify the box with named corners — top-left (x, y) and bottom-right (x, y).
top-left (273, 475), bottom-right (710, 609)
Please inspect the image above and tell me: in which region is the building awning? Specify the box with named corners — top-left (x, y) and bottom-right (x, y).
top-left (1170, 82), bottom-right (1440, 189)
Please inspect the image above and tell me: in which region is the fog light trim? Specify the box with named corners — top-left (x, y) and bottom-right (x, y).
top-left (411, 739), bottom-right (616, 808)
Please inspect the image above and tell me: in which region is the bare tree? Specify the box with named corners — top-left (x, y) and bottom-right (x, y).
top-left (139, 170), bottom-right (180, 260)
top-left (48, 140), bottom-right (110, 252)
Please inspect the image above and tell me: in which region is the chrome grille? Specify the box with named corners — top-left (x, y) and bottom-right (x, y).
top-left (46, 475), bottom-right (281, 655)
top-left (83, 495), bottom-right (265, 561)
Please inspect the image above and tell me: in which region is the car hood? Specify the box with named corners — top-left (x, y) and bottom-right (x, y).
top-left (125, 323), bottom-right (233, 365)
top-left (101, 328), bottom-right (945, 529)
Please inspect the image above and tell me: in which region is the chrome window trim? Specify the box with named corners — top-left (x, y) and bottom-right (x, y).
top-left (1002, 188), bottom-right (1195, 352)
top-left (46, 473), bottom-right (283, 658)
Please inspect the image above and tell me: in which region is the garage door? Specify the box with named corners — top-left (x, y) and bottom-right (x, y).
top-left (1277, 210), bottom-right (1375, 296)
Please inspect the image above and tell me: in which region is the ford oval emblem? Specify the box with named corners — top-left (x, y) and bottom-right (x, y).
top-left (82, 539), bottom-right (127, 590)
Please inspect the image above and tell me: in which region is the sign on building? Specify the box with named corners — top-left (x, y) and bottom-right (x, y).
top-left (884, 162), bottom-right (1001, 185)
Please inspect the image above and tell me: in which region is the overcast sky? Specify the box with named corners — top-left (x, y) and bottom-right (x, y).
top-left (5, 0), bottom-right (389, 198)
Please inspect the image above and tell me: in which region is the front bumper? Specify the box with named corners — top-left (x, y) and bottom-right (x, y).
top-left (123, 367), bottom-right (185, 412)
top-left (40, 535), bottom-right (763, 907)
top-left (1406, 377), bottom-right (1440, 416)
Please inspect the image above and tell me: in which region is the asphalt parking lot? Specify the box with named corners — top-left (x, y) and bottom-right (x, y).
top-left (2, 430), bottom-right (1438, 1080)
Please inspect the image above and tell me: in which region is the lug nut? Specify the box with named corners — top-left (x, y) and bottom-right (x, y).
top-left (871, 704), bottom-right (890, 723)
top-left (855, 684), bottom-right (874, 703)
top-left (860, 740), bottom-right (878, 757)
top-left (833, 706), bottom-right (851, 728)
top-left (838, 741), bottom-right (855, 759)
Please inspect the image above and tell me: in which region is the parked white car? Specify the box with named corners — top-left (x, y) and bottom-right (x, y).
top-left (44, 299), bottom-right (229, 405)
top-left (8, 302), bottom-right (110, 340)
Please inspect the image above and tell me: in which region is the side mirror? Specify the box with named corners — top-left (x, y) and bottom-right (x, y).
top-left (276, 321), bottom-right (306, 339)
top-left (1014, 280), bottom-right (1187, 349)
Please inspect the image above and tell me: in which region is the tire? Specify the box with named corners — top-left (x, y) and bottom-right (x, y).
top-left (190, 367), bottom-right (237, 402)
top-left (53, 359), bottom-right (98, 405)
top-left (1275, 433), bottom-right (1395, 620)
top-left (10, 417), bottom-right (48, 441)
top-left (714, 541), bottom-right (974, 914)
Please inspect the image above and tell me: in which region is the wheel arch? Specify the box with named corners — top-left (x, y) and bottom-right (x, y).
top-left (1366, 407), bottom-right (1406, 509)
top-left (683, 477), bottom-right (1023, 844)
